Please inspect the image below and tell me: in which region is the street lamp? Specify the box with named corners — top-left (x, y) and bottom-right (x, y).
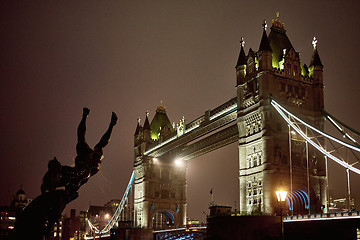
top-left (276, 190), bottom-right (287, 240)
top-left (276, 190), bottom-right (287, 202)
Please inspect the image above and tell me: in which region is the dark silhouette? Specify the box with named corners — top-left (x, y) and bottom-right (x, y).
top-left (12, 108), bottom-right (117, 239)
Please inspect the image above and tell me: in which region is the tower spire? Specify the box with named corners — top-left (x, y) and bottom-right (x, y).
top-left (258, 20), bottom-right (272, 71)
top-left (262, 19), bottom-right (267, 31)
top-left (259, 21), bottom-right (271, 52)
top-left (143, 110), bottom-right (150, 130)
top-left (236, 37), bottom-right (247, 85)
top-left (236, 37), bottom-right (247, 67)
top-left (310, 37), bottom-right (323, 67)
top-left (134, 117), bottom-right (142, 136)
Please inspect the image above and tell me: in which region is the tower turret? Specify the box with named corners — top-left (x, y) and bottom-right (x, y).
top-left (134, 117), bottom-right (143, 147)
top-left (134, 117), bottom-right (143, 157)
top-left (236, 38), bottom-right (247, 85)
top-left (143, 110), bottom-right (152, 143)
top-left (246, 48), bottom-right (257, 77)
top-left (309, 37), bottom-right (323, 85)
top-left (309, 37), bottom-right (324, 110)
top-left (258, 21), bottom-right (272, 71)
top-left (150, 101), bottom-right (174, 141)
top-left (268, 13), bottom-right (293, 69)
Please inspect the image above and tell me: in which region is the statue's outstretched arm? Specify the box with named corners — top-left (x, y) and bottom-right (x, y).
top-left (77, 108), bottom-right (90, 143)
top-left (95, 112), bottom-right (118, 149)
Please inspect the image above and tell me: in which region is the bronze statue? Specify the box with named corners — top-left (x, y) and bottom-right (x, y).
top-left (12, 108), bottom-right (117, 239)
top-left (41, 157), bottom-right (62, 194)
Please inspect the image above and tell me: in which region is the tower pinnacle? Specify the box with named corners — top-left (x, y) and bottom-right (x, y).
top-left (271, 12), bottom-right (285, 30)
top-left (236, 37), bottom-right (247, 68)
top-left (310, 37), bottom-right (323, 67)
top-left (312, 37), bottom-right (318, 49)
top-left (240, 37), bottom-right (245, 47)
top-left (262, 20), bottom-right (267, 31)
top-left (157, 100), bottom-right (166, 112)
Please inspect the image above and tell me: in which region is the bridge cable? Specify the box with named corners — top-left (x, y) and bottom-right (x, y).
top-left (323, 109), bottom-right (360, 140)
top-left (87, 170), bottom-right (135, 234)
top-left (271, 99), bottom-right (360, 153)
top-left (270, 99), bottom-right (360, 175)
top-left (323, 109), bottom-right (360, 165)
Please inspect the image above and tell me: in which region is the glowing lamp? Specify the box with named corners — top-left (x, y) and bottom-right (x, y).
top-left (276, 190), bottom-right (288, 202)
top-left (175, 159), bottom-right (183, 167)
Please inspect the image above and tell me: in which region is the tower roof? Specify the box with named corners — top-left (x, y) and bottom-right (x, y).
top-left (236, 38), bottom-right (247, 67)
top-left (258, 22), bottom-right (272, 52)
top-left (143, 112), bottom-right (150, 130)
top-left (134, 118), bottom-right (142, 135)
top-left (268, 13), bottom-right (294, 67)
top-left (150, 102), bottom-right (174, 140)
top-left (248, 48), bottom-right (255, 59)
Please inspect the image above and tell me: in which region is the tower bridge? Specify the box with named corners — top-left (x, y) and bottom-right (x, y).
top-left (88, 13), bottom-right (360, 236)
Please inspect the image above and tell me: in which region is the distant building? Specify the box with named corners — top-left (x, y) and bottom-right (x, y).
top-left (209, 206), bottom-right (232, 217)
top-left (79, 211), bottom-right (87, 239)
top-left (186, 218), bottom-right (200, 225)
top-left (0, 186), bottom-right (32, 239)
top-left (48, 215), bottom-right (63, 240)
top-left (329, 196), bottom-right (355, 212)
top-left (62, 209), bottom-right (81, 240)
top-left (10, 186), bottom-right (32, 216)
top-left (0, 206), bottom-right (16, 240)
top-left (50, 209), bottom-right (87, 240)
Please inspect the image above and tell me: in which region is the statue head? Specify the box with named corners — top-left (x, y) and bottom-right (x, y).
top-left (48, 157), bottom-right (61, 172)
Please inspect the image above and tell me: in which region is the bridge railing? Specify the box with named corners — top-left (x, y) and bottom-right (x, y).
top-left (284, 211), bottom-right (360, 222)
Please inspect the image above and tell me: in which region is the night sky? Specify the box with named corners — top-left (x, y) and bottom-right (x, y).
top-left (1, 1), bottom-right (360, 221)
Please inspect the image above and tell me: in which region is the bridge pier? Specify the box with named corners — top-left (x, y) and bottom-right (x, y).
top-left (133, 154), bottom-right (187, 229)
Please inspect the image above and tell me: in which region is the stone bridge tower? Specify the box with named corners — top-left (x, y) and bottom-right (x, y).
top-left (133, 104), bottom-right (187, 229)
top-left (236, 14), bottom-right (327, 215)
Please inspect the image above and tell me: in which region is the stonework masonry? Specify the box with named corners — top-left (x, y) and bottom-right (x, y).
top-left (236, 15), bottom-right (326, 215)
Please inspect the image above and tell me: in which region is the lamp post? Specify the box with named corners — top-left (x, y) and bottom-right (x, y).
top-left (276, 190), bottom-right (287, 240)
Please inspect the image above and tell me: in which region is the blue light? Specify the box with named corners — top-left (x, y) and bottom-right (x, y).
top-left (299, 190), bottom-right (309, 209)
top-left (286, 189), bottom-right (309, 211)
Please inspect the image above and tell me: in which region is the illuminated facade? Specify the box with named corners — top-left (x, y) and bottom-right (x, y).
top-left (133, 14), bottom-right (328, 227)
top-left (133, 105), bottom-right (187, 229)
top-left (236, 14), bottom-right (326, 215)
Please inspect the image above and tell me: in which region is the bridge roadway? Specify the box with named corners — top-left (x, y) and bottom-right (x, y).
top-left (144, 97), bottom-right (238, 161)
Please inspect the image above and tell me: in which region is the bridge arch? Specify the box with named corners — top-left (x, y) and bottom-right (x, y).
top-left (151, 209), bottom-right (176, 229)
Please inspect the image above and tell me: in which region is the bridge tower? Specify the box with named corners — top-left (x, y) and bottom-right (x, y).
top-left (133, 104), bottom-right (187, 229)
top-left (236, 14), bottom-right (327, 215)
